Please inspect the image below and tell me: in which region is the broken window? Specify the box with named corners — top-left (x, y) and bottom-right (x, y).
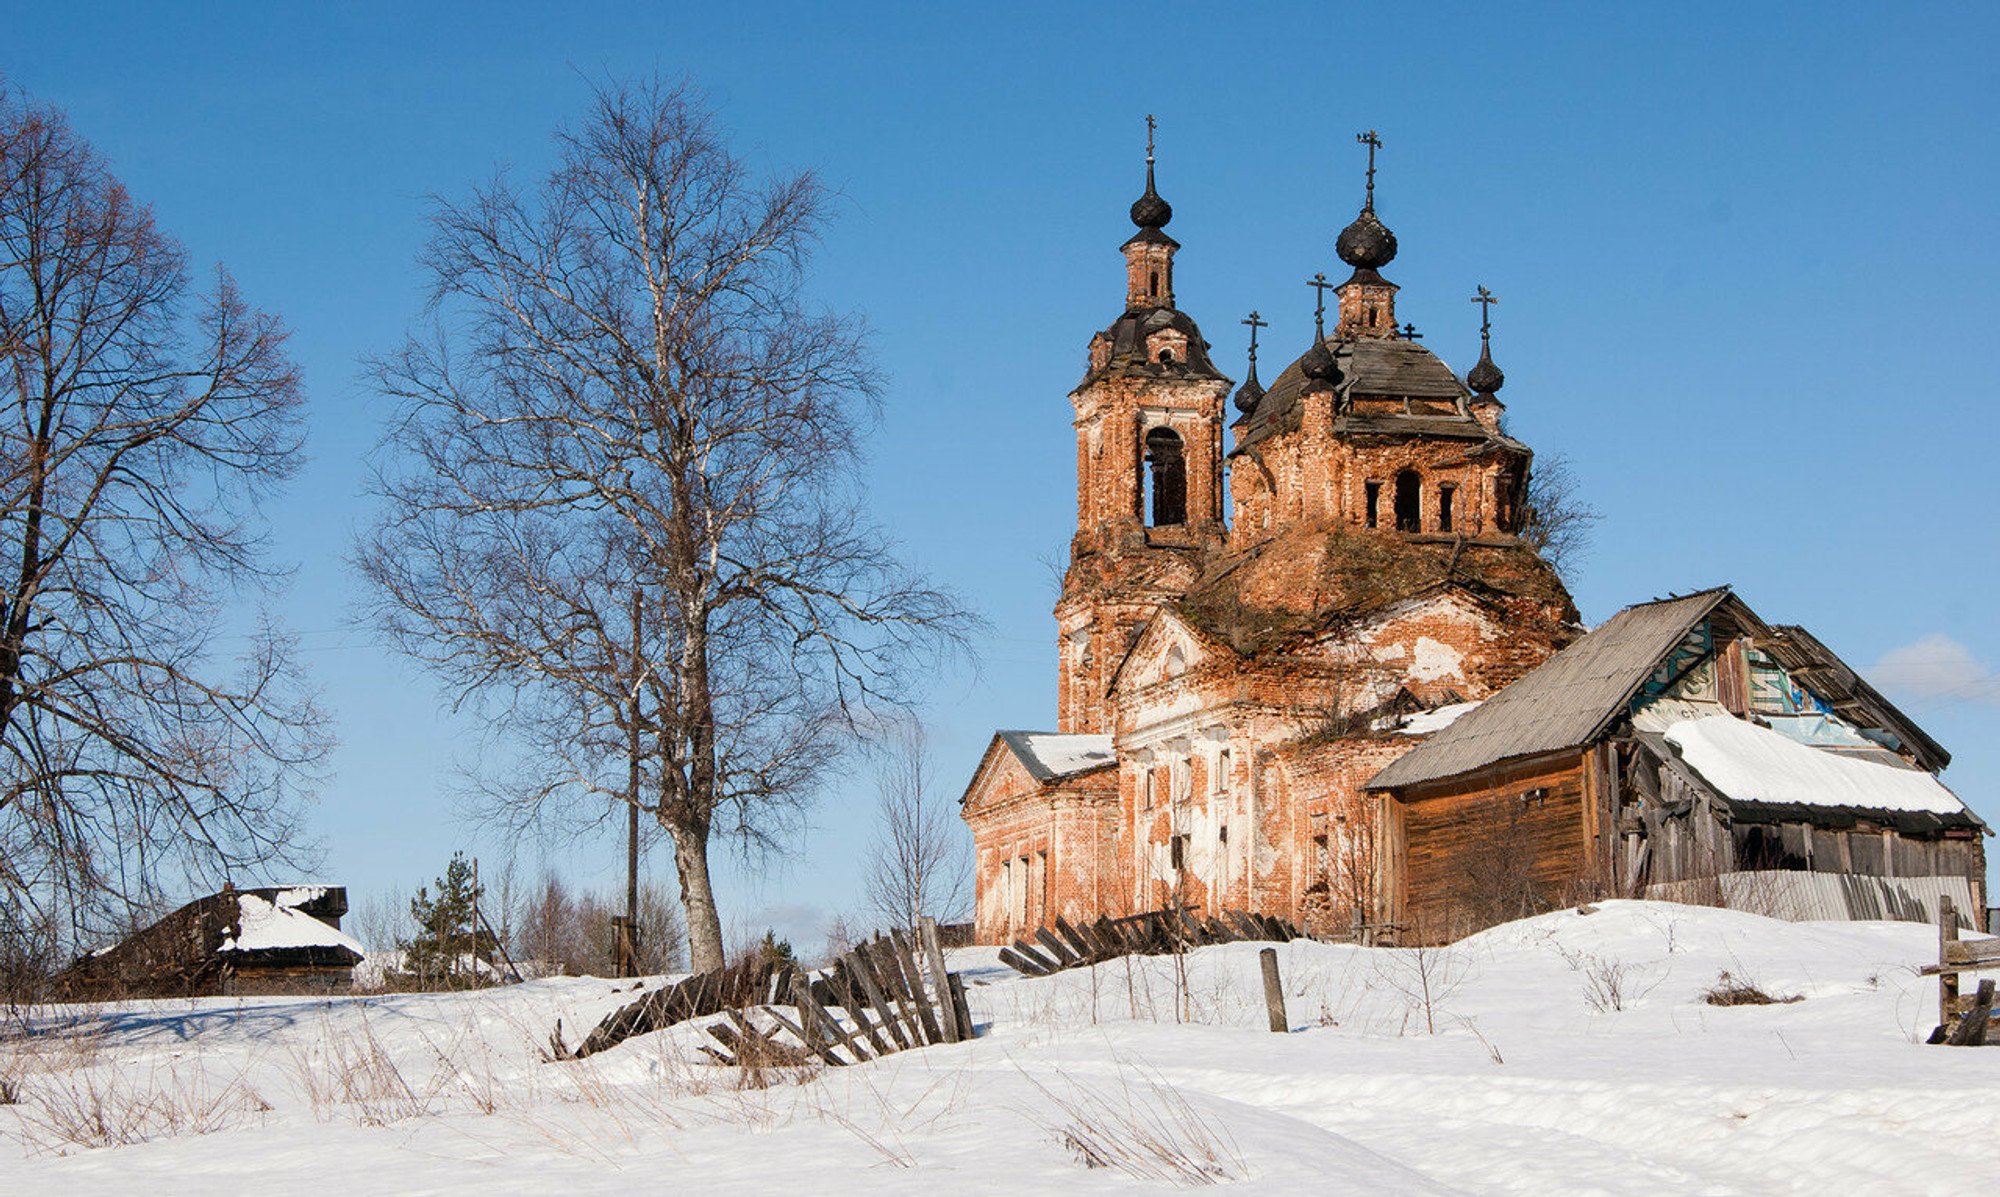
top-left (1364, 481), bottom-right (1381, 528)
top-left (1438, 483), bottom-right (1456, 533)
top-left (1394, 469), bottom-right (1421, 532)
top-left (1149, 269), bottom-right (1159, 298)
top-left (1144, 426), bottom-right (1186, 527)
top-left (1170, 834), bottom-right (1187, 871)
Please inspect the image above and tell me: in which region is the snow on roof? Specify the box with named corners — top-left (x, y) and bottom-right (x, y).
top-left (1393, 701), bottom-right (1483, 736)
top-left (223, 894), bottom-right (367, 956)
top-left (999, 732), bottom-right (1116, 781)
top-left (1665, 714), bottom-right (1967, 817)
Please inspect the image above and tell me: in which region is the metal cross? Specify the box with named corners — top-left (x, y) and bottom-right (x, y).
top-left (1306, 272), bottom-right (1334, 338)
top-left (1242, 310), bottom-right (1267, 362)
top-left (1146, 114), bottom-right (1157, 164)
top-left (1401, 322), bottom-right (1422, 340)
top-left (1357, 130), bottom-right (1382, 208)
top-left (1471, 285), bottom-right (1498, 341)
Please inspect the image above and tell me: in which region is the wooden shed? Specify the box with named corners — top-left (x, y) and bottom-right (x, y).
top-left (1367, 588), bottom-right (1987, 939)
top-left (55, 884), bottom-right (366, 1000)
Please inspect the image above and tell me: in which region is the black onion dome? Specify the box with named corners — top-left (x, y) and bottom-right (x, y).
top-left (1467, 343), bottom-right (1504, 394)
top-left (1335, 206), bottom-right (1397, 270)
top-left (1299, 338), bottom-right (1341, 389)
top-left (1233, 362), bottom-right (1265, 413)
top-left (1130, 161), bottom-right (1172, 230)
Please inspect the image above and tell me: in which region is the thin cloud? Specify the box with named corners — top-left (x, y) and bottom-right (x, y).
top-left (1868, 634), bottom-right (2000, 706)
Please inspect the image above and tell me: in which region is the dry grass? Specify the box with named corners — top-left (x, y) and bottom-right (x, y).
top-left (1020, 1063), bottom-right (1248, 1186)
top-left (1702, 971), bottom-right (1802, 1007)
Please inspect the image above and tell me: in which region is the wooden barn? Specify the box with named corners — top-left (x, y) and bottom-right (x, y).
top-left (1366, 588), bottom-right (1987, 938)
top-left (55, 884), bottom-right (366, 1000)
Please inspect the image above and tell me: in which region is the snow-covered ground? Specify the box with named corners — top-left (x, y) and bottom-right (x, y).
top-left (3, 901), bottom-right (1995, 1194)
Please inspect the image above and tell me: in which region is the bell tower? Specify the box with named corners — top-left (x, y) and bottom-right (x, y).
top-left (1055, 119), bottom-right (1232, 734)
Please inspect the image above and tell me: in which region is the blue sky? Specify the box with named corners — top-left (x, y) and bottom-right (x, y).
top-left (11, 2), bottom-right (1999, 949)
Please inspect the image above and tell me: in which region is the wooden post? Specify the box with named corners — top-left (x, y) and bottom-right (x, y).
top-left (1259, 947), bottom-right (1288, 1033)
top-left (1941, 895), bottom-right (1960, 1028)
top-left (918, 917), bottom-right (961, 1044)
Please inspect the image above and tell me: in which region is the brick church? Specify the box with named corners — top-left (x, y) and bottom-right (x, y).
top-left (958, 130), bottom-right (1581, 943)
top-left (958, 130), bottom-right (1984, 946)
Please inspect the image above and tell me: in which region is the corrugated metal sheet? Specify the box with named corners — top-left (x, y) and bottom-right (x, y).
top-left (1368, 589), bottom-right (1732, 790)
top-left (1646, 870), bottom-right (1976, 928)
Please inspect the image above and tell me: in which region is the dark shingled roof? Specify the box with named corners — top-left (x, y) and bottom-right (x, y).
top-left (1367, 589), bottom-right (1732, 790)
top-left (1079, 306), bottom-right (1231, 386)
top-left (1233, 336), bottom-right (1522, 452)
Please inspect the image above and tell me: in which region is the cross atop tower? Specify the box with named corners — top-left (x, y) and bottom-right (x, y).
top-left (1242, 310), bottom-right (1267, 363)
top-left (1471, 285), bottom-right (1498, 341)
top-left (1146, 114), bottom-right (1157, 164)
top-left (1307, 272), bottom-right (1334, 339)
top-left (1357, 130), bottom-right (1382, 209)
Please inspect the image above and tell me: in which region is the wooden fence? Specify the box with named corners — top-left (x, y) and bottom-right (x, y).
top-left (550, 916), bottom-right (972, 1066)
top-left (700, 919), bottom-right (971, 1068)
top-left (1920, 895), bottom-right (2000, 1046)
top-left (998, 908), bottom-right (1302, 978)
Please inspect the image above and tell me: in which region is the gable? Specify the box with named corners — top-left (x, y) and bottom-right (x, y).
top-left (1107, 607), bottom-right (1213, 697)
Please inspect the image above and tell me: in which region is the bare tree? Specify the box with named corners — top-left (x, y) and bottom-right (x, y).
top-left (861, 720), bottom-right (971, 930)
top-left (0, 83), bottom-right (328, 951)
top-left (1519, 452), bottom-right (1600, 581)
top-left (360, 76), bottom-right (972, 972)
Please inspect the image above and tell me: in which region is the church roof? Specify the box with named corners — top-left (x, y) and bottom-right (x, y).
top-left (1079, 306), bottom-right (1231, 387)
top-left (997, 731), bottom-right (1117, 781)
top-left (1170, 524), bottom-right (1576, 658)
top-left (1234, 336), bottom-right (1522, 453)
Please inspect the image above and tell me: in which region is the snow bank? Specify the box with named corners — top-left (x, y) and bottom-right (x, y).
top-left (1666, 713), bottom-right (1967, 815)
top-left (8, 901), bottom-right (1996, 1195)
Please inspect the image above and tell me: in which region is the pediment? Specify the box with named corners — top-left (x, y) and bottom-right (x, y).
top-left (1108, 608), bottom-right (1209, 696)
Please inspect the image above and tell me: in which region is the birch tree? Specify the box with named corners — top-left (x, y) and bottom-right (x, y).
top-left (0, 83), bottom-right (328, 951)
top-left (360, 77), bottom-right (971, 972)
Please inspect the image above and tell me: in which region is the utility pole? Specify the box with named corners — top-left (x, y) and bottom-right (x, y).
top-left (623, 589), bottom-right (642, 977)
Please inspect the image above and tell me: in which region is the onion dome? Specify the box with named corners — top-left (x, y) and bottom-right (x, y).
top-left (1299, 338), bottom-right (1341, 390)
top-left (1467, 285), bottom-right (1504, 394)
top-left (1233, 361), bottom-right (1264, 413)
top-left (1336, 206), bottom-right (1397, 271)
top-left (1467, 342), bottom-right (1504, 395)
top-left (1130, 158), bottom-right (1172, 230)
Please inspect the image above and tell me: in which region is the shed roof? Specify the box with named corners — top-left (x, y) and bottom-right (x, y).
top-left (1367, 589), bottom-right (1731, 789)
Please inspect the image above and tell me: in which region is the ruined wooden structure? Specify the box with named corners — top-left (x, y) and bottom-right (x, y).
top-left (552, 918), bottom-right (973, 1067)
top-left (996, 907), bottom-right (1301, 978)
top-left (1370, 589), bottom-right (1986, 940)
top-left (699, 920), bottom-right (972, 1069)
top-left (53, 884), bottom-right (364, 1000)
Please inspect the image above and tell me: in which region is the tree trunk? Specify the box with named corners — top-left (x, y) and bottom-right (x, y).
top-left (668, 819), bottom-right (725, 972)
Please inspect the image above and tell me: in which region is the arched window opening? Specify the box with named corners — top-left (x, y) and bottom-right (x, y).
top-left (1393, 469), bottom-right (1421, 532)
top-left (1496, 470), bottom-right (1520, 532)
top-left (1149, 270), bottom-right (1159, 297)
top-left (1364, 481), bottom-right (1381, 528)
top-left (1158, 347), bottom-right (1174, 365)
top-left (1438, 482), bottom-right (1456, 533)
top-left (1368, 308), bottom-right (1379, 328)
top-left (1144, 426), bottom-right (1187, 527)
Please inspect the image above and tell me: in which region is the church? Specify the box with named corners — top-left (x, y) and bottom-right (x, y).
top-left (957, 129), bottom-right (1985, 945)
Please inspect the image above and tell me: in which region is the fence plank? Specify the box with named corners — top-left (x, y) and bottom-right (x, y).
top-left (919, 918), bottom-right (961, 1045)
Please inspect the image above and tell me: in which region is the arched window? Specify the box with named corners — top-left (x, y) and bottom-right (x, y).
top-left (1149, 270), bottom-right (1159, 297)
top-left (1394, 469), bottom-right (1421, 532)
top-left (1144, 426), bottom-right (1187, 527)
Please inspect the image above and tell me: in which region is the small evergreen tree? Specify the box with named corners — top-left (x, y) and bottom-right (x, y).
top-left (756, 929), bottom-right (796, 970)
top-left (400, 852), bottom-right (484, 988)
